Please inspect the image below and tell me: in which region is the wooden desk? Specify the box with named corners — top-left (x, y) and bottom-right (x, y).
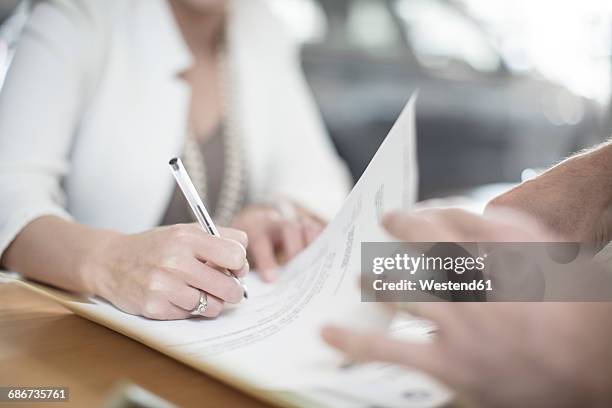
top-left (0, 282), bottom-right (271, 408)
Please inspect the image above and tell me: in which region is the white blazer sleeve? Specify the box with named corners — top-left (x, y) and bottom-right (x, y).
top-left (265, 20), bottom-right (352, 220)
top-left (0, 0), bottom-right (99, 259)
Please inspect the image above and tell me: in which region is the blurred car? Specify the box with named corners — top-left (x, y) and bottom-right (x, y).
top-left (0, 0), bottom-right (19, 23)
top-left (1, 0), bottom-right (604, 199)
top-left (297, 0), bottom-right (603, 198)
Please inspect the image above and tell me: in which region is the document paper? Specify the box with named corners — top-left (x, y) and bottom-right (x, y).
top-left (15, 95), bottom-right (450, 407)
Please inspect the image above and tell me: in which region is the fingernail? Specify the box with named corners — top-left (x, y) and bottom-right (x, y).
top-left (261, 269), bottom-right (276, 282)
top-left (237, 260), bottom-right (249, 277)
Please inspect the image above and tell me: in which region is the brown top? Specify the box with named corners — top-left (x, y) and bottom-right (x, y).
top-left (160, 126), bottom-right (225, 226)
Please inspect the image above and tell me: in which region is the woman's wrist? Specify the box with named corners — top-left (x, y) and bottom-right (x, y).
top-left (75, 228), bottom-right (124, 297)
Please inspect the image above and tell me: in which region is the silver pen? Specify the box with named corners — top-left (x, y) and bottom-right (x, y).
top-left (168, 157), bottom-right (248, 299)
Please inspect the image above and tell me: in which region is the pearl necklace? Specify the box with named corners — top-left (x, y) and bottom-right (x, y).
top-left (181, 44), bottom-right (247, 227)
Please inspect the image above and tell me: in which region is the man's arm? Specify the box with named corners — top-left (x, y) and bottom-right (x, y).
top-left (487, 141), bottom-right (612, 242)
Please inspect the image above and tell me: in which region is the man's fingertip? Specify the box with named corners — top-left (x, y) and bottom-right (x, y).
top-left (382, 211), bottom-right (403, 228)
top-left (320, 325), bottom-right (334, 337)
top-left (320, 326), bottom-right (341, 345)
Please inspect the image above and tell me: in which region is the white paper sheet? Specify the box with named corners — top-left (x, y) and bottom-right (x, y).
top-left (8, 94), bottom-right (451, 406)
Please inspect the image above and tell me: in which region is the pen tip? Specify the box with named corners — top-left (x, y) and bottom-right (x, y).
top-left (169, 158), bottom-right (179, 171)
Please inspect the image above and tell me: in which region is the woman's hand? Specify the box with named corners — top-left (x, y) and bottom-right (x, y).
top-left (231, 203), bottom-right (324, 282)
top-left (84, 223), bottom-right (248, 320)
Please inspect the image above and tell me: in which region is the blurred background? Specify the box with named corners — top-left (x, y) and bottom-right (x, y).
top-left (2, 0), bottom-right (612, 201)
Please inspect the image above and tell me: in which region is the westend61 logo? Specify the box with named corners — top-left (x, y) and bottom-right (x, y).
top-left (372, 253), bottom-right (486, 275)
top-left (362, 243), bottom-right (492, 301)
top-left (362, 242), bottom-right (612, 302)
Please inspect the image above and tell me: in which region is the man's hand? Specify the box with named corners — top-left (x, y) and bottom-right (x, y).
top-left (487, 143), bottom-right (612, 243)
top-left (382, 207), bottom-right (554, 242)
top-left (322, 209), bottom-right (612, 407)
top-left (322, 302), bottom-right (612, 408)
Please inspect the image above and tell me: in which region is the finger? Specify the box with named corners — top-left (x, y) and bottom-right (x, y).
top-left (280, 220), bottom-right (306, 260)
top-left (165, 279), bottom-right (202, 311)
top-left (321, 326), bottom-right (443, 375)
top-left (160, 302), bottom-right (193, 320)
top-left (232, 259), bottom-right (249, 278)
top-left (137, 272), bottom-right (193, 320)
top-left (189, 233), bottom-right (247, 270)
top-left (428, 208), bottom-right (525, 242)
top-left (385, 208), bottom-right (550, 243)
top-left (483, 208), bottom-right (558, 241)
top-left (219, 227), bottom-right (249, 248)
top-left (179, 259), bottom-right (244, 303)
top-left (302, 217), bottom-right (324, 244)
top-left (408, 302), bottom-right (479, 338)
top-left (198, 293), bottom-right (225, 318)
top-left (383, 211), bottom-right (459, 242)
top-left (249, 236), bottom-right (279, 282)
top-left (141, 298), bottom-right (191, 320)
top-left (165, 281), bottom-right (225, 318)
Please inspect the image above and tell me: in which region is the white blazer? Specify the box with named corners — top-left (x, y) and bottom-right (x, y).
top-left (0, 0), bottom-right (351, 257)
